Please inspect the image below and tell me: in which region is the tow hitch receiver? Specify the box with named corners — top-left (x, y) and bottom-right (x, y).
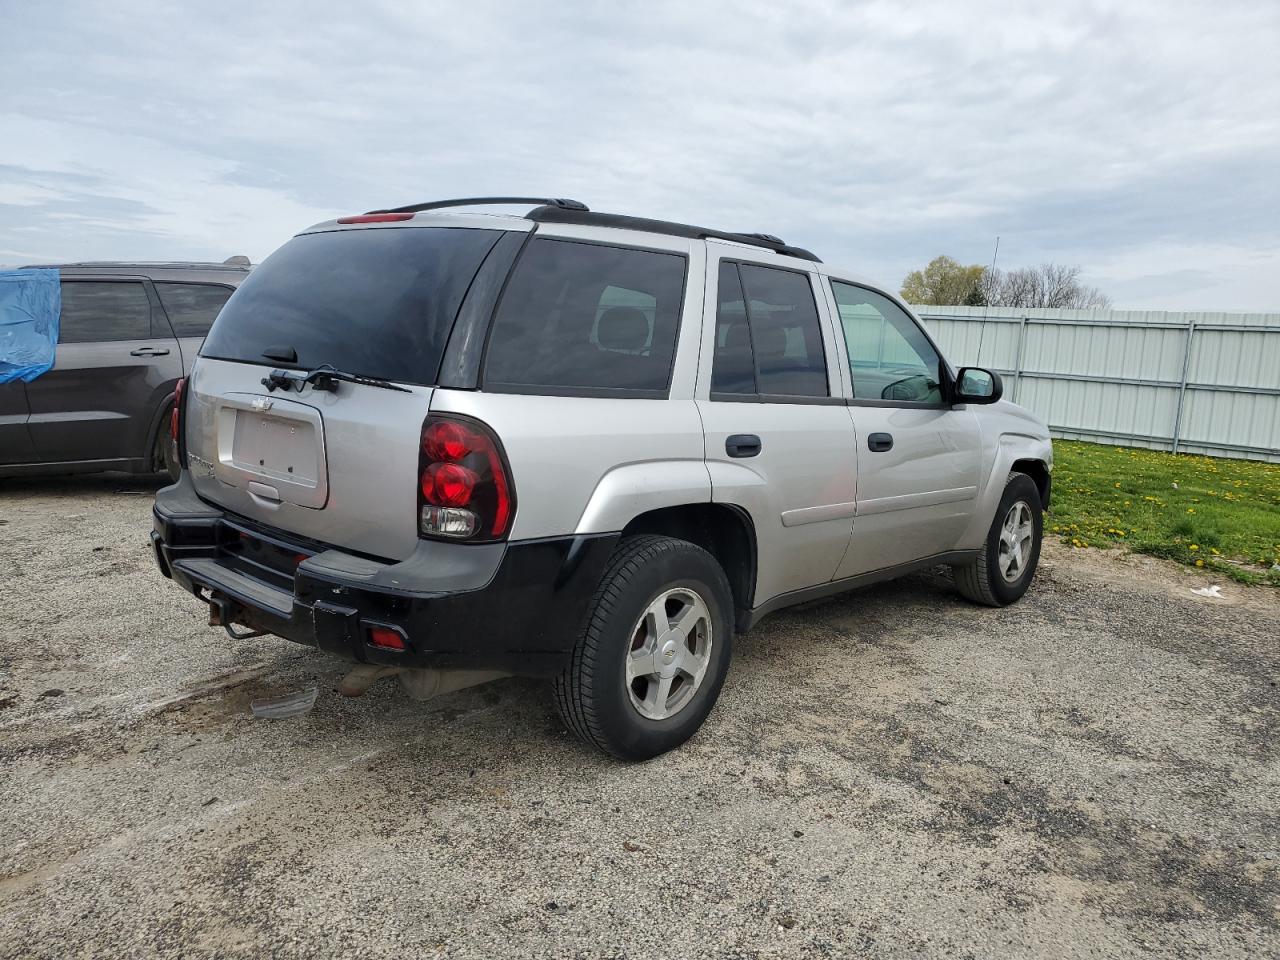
top-left (207, 595), bottom-right (267, 640)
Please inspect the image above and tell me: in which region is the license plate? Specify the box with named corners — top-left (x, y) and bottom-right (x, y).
top-left (231, 411), bottom-right (320, 484)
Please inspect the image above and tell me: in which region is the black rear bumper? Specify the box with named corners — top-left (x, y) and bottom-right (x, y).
top-left (152, 478), bottom-right (617, 676)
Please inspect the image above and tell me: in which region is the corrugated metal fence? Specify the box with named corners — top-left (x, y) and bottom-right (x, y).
top-left (918, 306), bottom-right (1280, 462)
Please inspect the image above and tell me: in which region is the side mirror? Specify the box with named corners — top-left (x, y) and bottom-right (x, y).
top-left (954, 367), bottom-right (1003, 404)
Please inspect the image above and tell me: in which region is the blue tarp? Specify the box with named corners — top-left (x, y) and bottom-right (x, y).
top-left (0, 269), bottom-right (60, 383)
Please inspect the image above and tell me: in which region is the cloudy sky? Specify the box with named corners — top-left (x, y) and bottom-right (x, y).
top-left (1, 0), bottom-right (1277, 310)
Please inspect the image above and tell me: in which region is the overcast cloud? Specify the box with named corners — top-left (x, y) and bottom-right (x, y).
top-left (1, 0), bottom-right (1277, 309)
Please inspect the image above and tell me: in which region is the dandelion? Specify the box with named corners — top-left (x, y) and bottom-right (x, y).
top-left (1195, 559), bottom-right (1205, 567)
top-left (1189, 544), bottom-right (1199, 551)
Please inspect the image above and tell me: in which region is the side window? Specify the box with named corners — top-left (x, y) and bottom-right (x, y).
top-left (483, 239), bottom-right (686, 394)
top-left (710, 261), bottom-right (829, 398)
top-left (831, 281), bottom-right (943, 404)
top-left (155, 283), bottom-right (233, 338)
top-left (58, 281), bottom-right (151, 343)
top-left (711, 262), bottom-right (755, 394)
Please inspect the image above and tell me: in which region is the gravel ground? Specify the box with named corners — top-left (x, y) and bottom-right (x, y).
top-left (0, 474), bottom-right (1277, 959)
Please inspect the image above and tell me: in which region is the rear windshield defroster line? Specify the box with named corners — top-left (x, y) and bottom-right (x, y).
top-left (201, 227), bottom-right (502, 387)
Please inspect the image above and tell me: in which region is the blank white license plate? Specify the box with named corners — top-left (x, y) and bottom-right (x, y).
top-left (231, 411), bottom-right (320, 484)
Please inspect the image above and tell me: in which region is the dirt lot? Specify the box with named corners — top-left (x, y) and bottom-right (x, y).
top-left (0, 475), bottom-right (1276, 959)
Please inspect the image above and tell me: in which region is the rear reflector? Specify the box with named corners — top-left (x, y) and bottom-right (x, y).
top-left (367, 626), bottom-right (406, 651)
top-left (336, 212), bottom-right (414, 224)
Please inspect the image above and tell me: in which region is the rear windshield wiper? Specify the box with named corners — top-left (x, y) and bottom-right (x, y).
top-left (261, 364), bottom-right (411, 394)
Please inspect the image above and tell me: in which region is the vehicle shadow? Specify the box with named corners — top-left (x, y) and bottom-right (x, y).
top-left (0, 472), bottom-right (169, 498)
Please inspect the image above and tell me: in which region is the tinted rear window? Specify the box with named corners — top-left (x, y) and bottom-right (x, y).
top-left (201, 227), bottom-right (501, 385)
top-left (482, 239), bottom-right (686, 395)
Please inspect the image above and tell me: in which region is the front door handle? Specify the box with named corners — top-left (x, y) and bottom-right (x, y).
top-left (726, 434), bottom-right (762, 458)
top-left (130, 347), bottom-right (171, 357)
top-left (868, 432), bottom-right (894, 452)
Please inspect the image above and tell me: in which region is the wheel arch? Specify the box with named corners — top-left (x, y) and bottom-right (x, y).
top-left (144, 387), bottom-right (178, 470)
top-left (958, 433), bottom-right (1052, 549)
top-left (1011, 457), bottom-right (1051, 509)
top-left (619, 503), bottom-right (758, 633)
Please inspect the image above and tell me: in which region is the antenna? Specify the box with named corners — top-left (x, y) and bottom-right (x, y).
top-left (976, 235), bottom-right (1000, 364)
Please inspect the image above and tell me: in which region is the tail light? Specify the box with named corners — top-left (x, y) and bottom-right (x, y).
top-left (418, 414), bottom-right (515, 541)
top-left (171, 377), bottom-right (185, 442)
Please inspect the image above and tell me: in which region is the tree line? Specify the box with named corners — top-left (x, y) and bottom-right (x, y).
top-left (900, 255), bottom-right (1111, 309)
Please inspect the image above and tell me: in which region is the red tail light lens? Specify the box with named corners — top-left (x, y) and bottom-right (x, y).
top-left (336, 212), bottom-right (414, 224)
top-left (170, 377), bottom-right (185, 442)
top-left (367, 626), bottom-right (406, 651)
top-left (420, 462), bottom-right (477, 506)
top-left (417, 415), bottom-right (514, 541)
top-left (423, 420), bottom-right (473, 461)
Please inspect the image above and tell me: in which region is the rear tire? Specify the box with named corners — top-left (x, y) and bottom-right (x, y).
top-left (554, 535), bottom-right (734, 761)
top-left (953, 472), bottom-right (1043, 606)
top-left (153, 409), bottom-right (180, 482)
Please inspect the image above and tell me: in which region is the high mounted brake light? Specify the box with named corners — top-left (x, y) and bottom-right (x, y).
top-left (418, 415), bottom-right (514, 541)
top-left (335, 212), bottom-right (415, 224)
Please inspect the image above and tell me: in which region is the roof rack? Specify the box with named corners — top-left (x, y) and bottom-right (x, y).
top-left (524, 205), bottom-right (821, 262)
top-left (20, 259), bottom-right (253, 271)
top-left (359, 197), bottom-right (821, 262)
top-left (366, 196), bottom-right (589, 215)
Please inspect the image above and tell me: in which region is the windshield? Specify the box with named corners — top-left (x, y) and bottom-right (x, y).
top-left (201, 226), bottom-right (501, 386)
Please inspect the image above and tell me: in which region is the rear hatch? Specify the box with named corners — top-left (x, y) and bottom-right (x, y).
top-left (186, 223), bottom-right (503, 560)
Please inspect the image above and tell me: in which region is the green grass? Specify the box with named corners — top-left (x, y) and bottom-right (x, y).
top-left (1048, 440), bottom-right (1280, 586)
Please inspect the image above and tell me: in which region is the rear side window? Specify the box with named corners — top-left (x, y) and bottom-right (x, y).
top-left (482, 239), bottom-right (686, 396)
top-left (711, 262), bottom-right (755, 394)
top-left (155, 283), bottom-right (233, 338)
top-left (711, 262), bottom-right (829, 399)
top-left (201, 227), bottom-right (502, 385)
top-left (59, 281), bottom-right (150, 343)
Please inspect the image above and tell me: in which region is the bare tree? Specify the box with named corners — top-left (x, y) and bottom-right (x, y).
top-left (982, 263), bottom-right (1111, 309)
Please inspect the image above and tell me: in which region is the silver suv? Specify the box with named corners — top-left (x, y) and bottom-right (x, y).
top-left (152, 197), bottom-right (1052, 760)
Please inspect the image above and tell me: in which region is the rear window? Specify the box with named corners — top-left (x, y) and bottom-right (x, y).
top-left (201, 227), bottom-right (501, 385)
top-left (482, 239), bottom-right (686, 396)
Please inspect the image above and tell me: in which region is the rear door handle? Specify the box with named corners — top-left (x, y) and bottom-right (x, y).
top-left (130, 347), bottom-right (171, 357)
top-left (726, 434), bottom-right (762, 458)
top-left (868, 432), bottom-right (894, 452)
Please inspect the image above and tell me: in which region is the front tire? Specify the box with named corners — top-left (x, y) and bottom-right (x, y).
top-left (554, 535), bottom-right (734, 761)
top-left (953, 472), bottom-right (1043, 606)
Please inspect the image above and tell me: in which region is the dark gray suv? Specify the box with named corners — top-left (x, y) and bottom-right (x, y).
top-left (0, 259), bottom-right (250, 479)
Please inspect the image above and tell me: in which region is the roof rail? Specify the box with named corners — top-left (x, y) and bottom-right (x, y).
top-left (524, 206), bottom-right (821, 262)
top-left (365, 197), bottom-right (589, 215)
top-left (20, 260), bottom-right (253, 271)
